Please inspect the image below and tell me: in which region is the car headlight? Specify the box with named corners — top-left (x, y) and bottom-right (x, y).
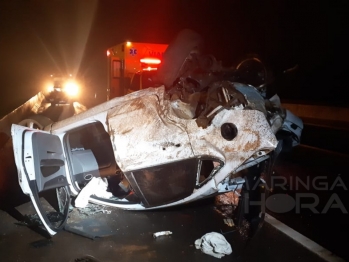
top-left (64, 82), bottom-right (79, 97)
top-left (47, 86), bottom-right (54, 93)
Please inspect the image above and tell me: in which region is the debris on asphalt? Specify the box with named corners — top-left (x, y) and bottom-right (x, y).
top-left (64, 204), bottom-right (115, 239)
top-left (15, 214), bottom-right (42, 227)
top-left (153, 231), bottom-right (172, 238)
top-left (194, 232), bottom-right (232, 258)
top-left (74, 177), bottom-right (113, 208)
top-left (76, 203), bottom-right (111, 216)
top-left (15, 212), bottom-right (64, 227)
top-left (237, 219), bottom-right (251, 241)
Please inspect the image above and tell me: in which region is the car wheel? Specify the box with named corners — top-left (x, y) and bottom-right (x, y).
top-left (235, 54), bottom-right (273, 95)
top-left (18, 115), bottom-right (53, 130)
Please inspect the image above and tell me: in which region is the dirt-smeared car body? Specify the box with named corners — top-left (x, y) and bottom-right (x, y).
top-left (10, 29), bottom-right (303, 236)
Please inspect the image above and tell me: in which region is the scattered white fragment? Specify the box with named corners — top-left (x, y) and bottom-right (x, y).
top-left (153, 231), bottom-right (172, 238)
top-left (75, 177), bottom-right (113, 208)
top-left (224, 218), bottom-right (235, 227)
top-left (195, 232), bottom-right (232, 258)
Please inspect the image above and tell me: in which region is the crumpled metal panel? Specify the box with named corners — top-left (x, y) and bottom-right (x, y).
top-left (233, 83), bottom-right (267, 115)
top-left (186, 109), bottom-right (277, 185)
top-left (107, 88), bottom-right (194, 171)
top-left (107, 86), bottom-right (277, 176)
top-left (48, 88), bottom-right (163, 133)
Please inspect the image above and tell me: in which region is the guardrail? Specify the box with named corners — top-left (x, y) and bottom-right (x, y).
top-left (283, 103), bottom-right (349, 130)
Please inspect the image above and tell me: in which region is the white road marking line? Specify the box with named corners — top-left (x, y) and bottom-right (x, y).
top-left (265, 214), bottom-right (345, 262)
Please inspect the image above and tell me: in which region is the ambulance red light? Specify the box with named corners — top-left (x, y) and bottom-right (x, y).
top-left (107, 50), bottom-right (110, 56)
top-left (140, 58), bottom-right (161, 64)
top-left (143, 67), bottom-right (158, 71)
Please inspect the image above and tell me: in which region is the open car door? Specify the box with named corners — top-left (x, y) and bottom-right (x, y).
top-left (11, 124), bottom-right (70, 236)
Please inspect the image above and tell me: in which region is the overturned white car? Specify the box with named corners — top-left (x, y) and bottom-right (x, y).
top-left (11, 30), bottom-right (303, 236)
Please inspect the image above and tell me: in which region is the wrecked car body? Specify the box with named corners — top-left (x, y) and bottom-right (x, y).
top-left (11, 29), bottom-right (303, 236)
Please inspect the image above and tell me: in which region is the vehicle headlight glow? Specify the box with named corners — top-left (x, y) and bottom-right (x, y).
top-left (64, 82), bottom-right (79, 97)
top-left (47, 85), bottom-right (54, 93)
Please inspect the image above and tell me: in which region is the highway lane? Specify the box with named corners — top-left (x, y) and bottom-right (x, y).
top-left (271, 145), bottom-right (349, 261)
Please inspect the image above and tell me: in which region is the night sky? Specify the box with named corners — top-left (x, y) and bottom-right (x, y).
top-left (1, 0), bottom-right (348, 118)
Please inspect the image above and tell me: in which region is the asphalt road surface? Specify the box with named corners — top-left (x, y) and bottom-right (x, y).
top-left (1, 111), bottom-right (348, 261)
top-left (0, 144), bottom-right (347, 261)
top-left (0, 197), bottom-right (328, 262)
top-left (270, 145), bottom-right (349, 261)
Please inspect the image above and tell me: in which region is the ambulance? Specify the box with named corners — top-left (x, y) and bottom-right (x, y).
top-left (106, 42), bottom-right (168, 100)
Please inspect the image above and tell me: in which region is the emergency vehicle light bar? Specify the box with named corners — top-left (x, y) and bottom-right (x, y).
top-left (140, 58), bottom-right (161, 64)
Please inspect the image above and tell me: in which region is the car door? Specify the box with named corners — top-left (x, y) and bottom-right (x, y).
top-left (11, 124), bottom-right (70, 236)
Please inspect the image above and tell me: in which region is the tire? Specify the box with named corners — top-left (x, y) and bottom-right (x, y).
top-left (235, 54), bottom-right (274, 95)
top-left (18, 115), bottom-right (53, 130)
top-left (155, 29), bottom-right (204, 87)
